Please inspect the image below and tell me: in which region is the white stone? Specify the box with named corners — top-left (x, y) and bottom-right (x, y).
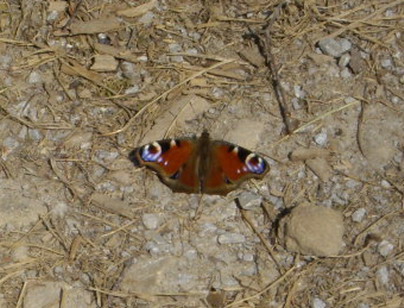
top-left (139, 11), bottom-right (155, 25)
top-left (380, 180), bottom-right (391, 188)
top-left (318, 38), bottom-right (352, 58)
top-left (378, 240), bottom-right (394, 257)
top-left (376, 266), bottom-right (389, 285)
top-left (314, 132), bottom-right (328, 146)
top-left (28, 71), bottom-right (42, 83)
top-left (340, 68), bottom-right (352, 78)
top-left (142, 213), bottom-right (162, 230)
top-left (381, 58), bottom-right (392, 69)
top-left (338, 53), bottom-right (350, 67)
top-left (351, 208), bottom-right (366, 222)
top-left (312, 298), bottom-right (327, 308)
top-left (237, 192), bottom-right (262, 209)
top-left (217, 232), bottom-right (246, 244)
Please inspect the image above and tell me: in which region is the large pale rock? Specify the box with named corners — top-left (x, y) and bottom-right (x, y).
top-left (0, 180), bottom-right (47, 229)
top-left (278, 203), bottom-right (344, 256)
top-left (23, 281), bottom-right (95, 308)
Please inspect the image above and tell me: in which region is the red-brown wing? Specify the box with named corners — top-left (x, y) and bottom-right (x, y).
top-left (135, 138), bottom-right (199, 193)
top-left (203, 142), bottom-right (268, 195)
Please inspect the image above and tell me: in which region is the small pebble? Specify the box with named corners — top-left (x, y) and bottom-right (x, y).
top-left (28, 129), bottom-right (43, 141)
top-left (124, 85), bottom-right (140, 95)
top-left (312, 298), bottom-right (327, 308)
top-left (340, 68), bottom-right (352, 78)
top-left (376, 266), bottom-right (389, 285)
top-left (94, 150), bottom-right (119, 162)
top-left (28, 71), bottom-right (42, 84)
top-left (139, 11), bottom-right (155, 25)
top-left (3, 136), bottom-right (19, 149)
top-left (294, 85), bottom-right (306, 98)
top-left (377, 240), bottom-right (394, 257)
top-left (186, 48), bottom-right (198, 54)
top-left (391, 96), bottom-right (400, 104)
top-left (351, 208), bottom-right (366, 222)
top-left (137, 55), bottom-right (148, 62)
top-left (121, 251), bottom-right (131, 258)
top-left (142, 213), bottom-right (162, 230)
top-left (97, 33), bottom-right (111, 45)
top-left (292, 97), bottom-right (302, 110)
top-left (338, 53), bottom-right (351, 67)
top-left (237, 192), bottom-right (262, 210)
top-left (47, 10), bottom-right (59, 22)
top-left (212, 87), bottom-right (225, 98)
top-left (380, 180), bottom-right (391, 188)
top-left (217, 232), bottom-right (246, 245)
top-left (345, 179), bottom-right (361, 189)
top-left (168, 43), bottom-right (183, 62)
top-left (318, 38), bottom-right (352, 58)
top-left (314, 132), bottom-right (328, 146)
top-left (380, 58), bottom-right (392, 69)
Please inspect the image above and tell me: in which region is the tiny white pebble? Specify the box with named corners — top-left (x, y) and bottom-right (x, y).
top-left (217, 232), bottom-right (246, 244)
top-left (28, 71), bottom-right (42, 84)
top-left (378, 240), bottom-right (394, 257)
top-left (142, 213), bottom-right (162, 230)
top-left (314, 132), bottom-right (328, 146)
top-left (380, 180), bottom-right (391, 188)
top-left (312, 297), bottom-right (327, 308)
top-left (351, 208), bottom-right (367, 223)
top-left (376, 266), bottom-right (389, 285)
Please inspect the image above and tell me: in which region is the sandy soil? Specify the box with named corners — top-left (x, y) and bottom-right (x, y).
top-left (0, 0), bottom-right (403, 307)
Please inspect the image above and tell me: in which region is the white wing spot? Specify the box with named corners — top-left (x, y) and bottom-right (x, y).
top-left (170, 139), bottom-right (176, 147)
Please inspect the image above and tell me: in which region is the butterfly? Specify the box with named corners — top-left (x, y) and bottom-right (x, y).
top-left (130, 131), bottom-right (269, 195)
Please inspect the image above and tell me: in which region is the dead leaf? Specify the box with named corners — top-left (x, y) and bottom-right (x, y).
top-left (60, 60), bottom-right (104, 83)
top-left (70, 17), bottom-right (121, 35)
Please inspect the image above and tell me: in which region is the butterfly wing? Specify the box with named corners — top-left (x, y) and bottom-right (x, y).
top-left (202, 142), bottom-right (269, 195)
top-left (131, 138), bottom-right (200, 193)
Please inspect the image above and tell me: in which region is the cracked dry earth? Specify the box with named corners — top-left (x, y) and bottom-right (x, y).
top-left (0, 0), bottom-right (403, 307)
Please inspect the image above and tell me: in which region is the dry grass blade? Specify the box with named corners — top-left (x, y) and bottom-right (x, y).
top-left (316, 0), bottom-right (404, 42)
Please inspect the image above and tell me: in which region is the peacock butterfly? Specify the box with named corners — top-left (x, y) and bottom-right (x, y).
top-left (130, 131), bottom-right (269, 195)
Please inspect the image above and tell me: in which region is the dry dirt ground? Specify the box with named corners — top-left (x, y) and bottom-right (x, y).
top-left (0, 0), bottom-right (403, 307)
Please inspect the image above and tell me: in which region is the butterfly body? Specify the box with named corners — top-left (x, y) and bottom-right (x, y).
top-left (131, 131), bottom-right (268, 195)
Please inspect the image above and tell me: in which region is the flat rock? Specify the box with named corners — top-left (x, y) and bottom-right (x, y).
top-left (224, 119), bottom-right (265, 150)
top-left (90, 55), bottom-right (119, 72)
top-left (23, 281), bottom-right (95, 308)
top-left (119, 256), bottom-right (210, 296)
top-left (278, 203), bottom-right (344, 256)
top-left (0, 180), bottom-right (47, 229)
